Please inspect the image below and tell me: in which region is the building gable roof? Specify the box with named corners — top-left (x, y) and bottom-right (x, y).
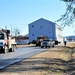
top-left (28, 18), bottom-right (55, 25)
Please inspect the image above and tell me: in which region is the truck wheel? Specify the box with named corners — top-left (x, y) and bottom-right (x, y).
top-left (52, 45), bottom-right (54, 48)
top-left (45, 46), bottom-right (47, 48)
top-left (41, 46), bottom-right (43, 48)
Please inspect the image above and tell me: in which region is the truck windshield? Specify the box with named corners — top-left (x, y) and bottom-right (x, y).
top-left (0, 34), bottom-right (4, 39)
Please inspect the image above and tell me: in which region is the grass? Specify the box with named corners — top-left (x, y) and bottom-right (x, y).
top-left (67, 42), bottom-right (75, 47)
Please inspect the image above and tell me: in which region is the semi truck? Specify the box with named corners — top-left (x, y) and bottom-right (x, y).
top-left (0, 29), bottom-right (16, 53)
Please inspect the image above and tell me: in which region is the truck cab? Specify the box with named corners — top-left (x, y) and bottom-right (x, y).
top-left (0, 29), bottom-right (16, 53)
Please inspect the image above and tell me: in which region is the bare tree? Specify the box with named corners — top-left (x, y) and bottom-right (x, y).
top-left (56, 0), bottom-right (75, 29)
top-left (13, 27), bottom-right (20, 38)
top-left (61, 0), bottom-right (73, 2)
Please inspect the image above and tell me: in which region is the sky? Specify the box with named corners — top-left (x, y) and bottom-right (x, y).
top-left (0, 0), bottom-right (75, 36)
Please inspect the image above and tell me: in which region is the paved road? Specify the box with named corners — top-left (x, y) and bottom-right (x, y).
top-left (0, 46), bottom-right (48, 69)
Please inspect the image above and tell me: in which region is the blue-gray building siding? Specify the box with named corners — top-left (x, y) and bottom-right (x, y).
top-left (28, 18), bottom-right (60, 42)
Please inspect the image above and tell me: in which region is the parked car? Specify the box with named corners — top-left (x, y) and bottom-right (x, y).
top-left (41, 39), bottom-right (55, 48)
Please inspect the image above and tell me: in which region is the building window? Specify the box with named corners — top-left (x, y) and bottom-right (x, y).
top-left (32, 25), bottom-right (34, 27)
top-left (32, 34), bottom-right (34, 36)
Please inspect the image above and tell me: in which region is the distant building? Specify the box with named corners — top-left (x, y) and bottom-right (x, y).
top-left (63, 35), bottom-right (75, 42)
top-left (28, 18), bottom-right (62, 43)
top-left (16, 35), bottom-right (29, 45)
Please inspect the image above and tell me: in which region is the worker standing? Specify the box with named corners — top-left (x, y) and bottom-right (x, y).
top-left (64, 38), bottom-right (67, 46)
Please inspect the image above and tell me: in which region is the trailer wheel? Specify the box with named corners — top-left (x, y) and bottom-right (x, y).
top-left (14, 45), bottom-right (16, 51)
top-left (12, 45), bottom-right (16, 52)
top-left (11, 45), bottom-right (14, 52)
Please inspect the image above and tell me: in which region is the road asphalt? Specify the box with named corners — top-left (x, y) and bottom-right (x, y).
top-left (0, 47), bottom-right (47, 69)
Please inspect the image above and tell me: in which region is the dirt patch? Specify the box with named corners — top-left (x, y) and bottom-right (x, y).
top-left (66, 42), bottom-right (75, 47)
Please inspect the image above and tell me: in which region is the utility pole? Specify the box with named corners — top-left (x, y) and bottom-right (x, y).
top-left (11, 24), bottom-right (12, 36)
top-left (5, 26), bottom-right (7, 30)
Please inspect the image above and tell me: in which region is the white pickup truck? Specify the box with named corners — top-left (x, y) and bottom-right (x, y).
top-left (41, 39), bottom-right (55, 48)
